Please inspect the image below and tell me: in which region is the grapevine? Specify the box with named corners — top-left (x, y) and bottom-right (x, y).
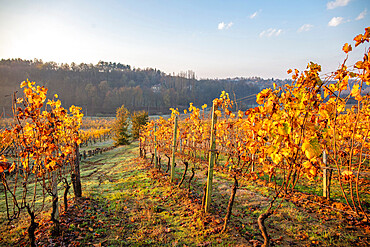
top-left (140, 27), bottom-right (370, 245)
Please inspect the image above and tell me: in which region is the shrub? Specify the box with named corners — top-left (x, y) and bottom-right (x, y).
top-left (131, 111), bottom-right (148, 139)
top-left (112, 105), bottom-right (130, 145)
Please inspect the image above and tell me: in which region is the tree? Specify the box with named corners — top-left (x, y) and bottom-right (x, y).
top-left (131, 111), bottom-right (148, 139)
top-left (113, 104), bottom-right (131, 145)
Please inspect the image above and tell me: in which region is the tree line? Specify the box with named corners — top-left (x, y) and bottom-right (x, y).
top-left (0, 58), bottom-right (287, 116)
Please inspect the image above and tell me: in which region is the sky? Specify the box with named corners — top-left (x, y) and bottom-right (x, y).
top-left (0, 0), bottom-right (369, 79)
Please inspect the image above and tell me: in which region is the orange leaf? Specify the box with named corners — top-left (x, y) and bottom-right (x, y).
top-left (354, 34), bottom-right (363, 47)
top-left (9, 163), bottom-right (16, 173)
top-left (0, 162), bottom-right (9, 173)
top-left (342, 43), bottom-right (352, 54)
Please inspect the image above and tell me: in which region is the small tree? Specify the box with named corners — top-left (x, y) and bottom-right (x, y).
top-left (131, 111), bottom-right (149, 139)
top-left (113, 105), bottom-right (131, 145)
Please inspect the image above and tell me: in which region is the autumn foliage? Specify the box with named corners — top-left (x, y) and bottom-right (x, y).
top-left (141, 27), bottom-right (370, 226)
top-left (0, 80), bottom-right (83, 246)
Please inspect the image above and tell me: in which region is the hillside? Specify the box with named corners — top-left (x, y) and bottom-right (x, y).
top-left (0, 59), bottom-right (288, 116)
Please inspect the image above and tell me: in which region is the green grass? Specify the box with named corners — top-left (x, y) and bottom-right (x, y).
top-left (1, 140), bottom-right (369, 246)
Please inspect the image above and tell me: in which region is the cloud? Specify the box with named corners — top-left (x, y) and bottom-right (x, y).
top-left (356, 9), bottom-right (367, 20)
top-left (218, 22), bottom-right (225, 30)
top-left (250, 10), bottom-right (261, 19)
top-left (327, 0), bottom-right (350, 9)
top-left (218, 22), bottom-right (233, 30)
top-left (297, 24), bottom-right (313, 32)
top-left (250, 11), bottom-right (258, 19)
top-left (259, 28), bottom-right (283, 38)
top-left (328, 16), bottom-right (345, 26)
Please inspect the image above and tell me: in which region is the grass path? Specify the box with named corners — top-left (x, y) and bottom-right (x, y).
top-left (1, 141), bottom-right (369, 246)
top-left (35, 142), bottom-right (248, 246)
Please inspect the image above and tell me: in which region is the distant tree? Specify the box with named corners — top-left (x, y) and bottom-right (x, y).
top-left (0, 58), bottom-right (263, 115)
top-left (113, 105), bottom-right (131, 145)
top-left (131, 111), bottom-right (148, 139)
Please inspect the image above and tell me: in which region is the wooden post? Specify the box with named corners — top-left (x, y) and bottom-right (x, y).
top-left (51, 170), bottom-right (59, 218)
top-left (154, 123), bottom-right (158, 168)
top-left (179, 138), bottom-right (182, 154)
top-left (205, 102), bottom-right (218, 213)
top-left (72, 141), bottom-right (82, 198)
top-left (171, 115), bottom-right (178, 183)
top-left (51, 169), bottom-right (60, 234)
top-left (251, 122), bottom-right (255, 172)
top-left (322, 151), bottom-right (332, 199)
top-left (139, 129), bottom-right (142, 158)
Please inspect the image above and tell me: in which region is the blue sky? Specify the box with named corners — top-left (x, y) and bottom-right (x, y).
top-left (0, 0), bottom-right (369, 79)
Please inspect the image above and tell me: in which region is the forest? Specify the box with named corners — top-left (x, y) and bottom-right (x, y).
top-left (0, 58), bottom-right (287, 116)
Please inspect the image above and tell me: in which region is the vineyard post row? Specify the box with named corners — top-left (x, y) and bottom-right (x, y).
top-left (148, 103), bottom-right (220, 213)
top-left (143, 98), bottom-right (370, 217)
top-left (149, 106), bottom-right (340, 204)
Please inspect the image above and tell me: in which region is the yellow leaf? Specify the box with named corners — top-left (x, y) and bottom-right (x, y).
top-left (309, 167), bottom-right (317, 177)
top-left (271, 153), bottom-right (283, 164)
top-left (302, 138), bottom-right (321, 160)
top-left (256, 88), bottom-right (271, 105)
top-left (350, 84), bottom-right (362, 101)
top-left (302, 160), bottom-right (311, 169)
top-left (20, 81), bottom-right (27, 88)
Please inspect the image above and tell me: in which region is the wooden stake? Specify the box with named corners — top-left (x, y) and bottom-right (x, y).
top-left (154, 123), bottom-right (158, 169)
top-left (322, 151), bottom-right (332, 199)
top-left (72, 141), bottom-right (82, 198)
top-left (171, 115), bottom-right (178, 183)
top-left (251, 122), bottom-right (255, 172)
top-left (205, 102), bottom-right (218, 213)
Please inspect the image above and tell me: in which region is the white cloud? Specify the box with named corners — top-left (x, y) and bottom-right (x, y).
top-left (327, 0), bottom-right (351, 9)
top-left (356, 9), bottom-right (367, 20)
top-left (328, 16), bottom-right (345, 26)
top-left (259, 28), bottom-right (283, 38)
top-left (297, 24), bottom-right (313, 32)
top-left (250, 10), bottom-right (262, 19)
top-left (250, 12), bottom-right (258, 19)
top-left (218, 21), bottom-right (233, 30)
top-left (218, 22), bottom-right (225, 30)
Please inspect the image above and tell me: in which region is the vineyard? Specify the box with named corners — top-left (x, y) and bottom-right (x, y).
top-left (139, 28), bottom-right (370, 245)
top-left (0, 28), bottom-right (369, 246)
